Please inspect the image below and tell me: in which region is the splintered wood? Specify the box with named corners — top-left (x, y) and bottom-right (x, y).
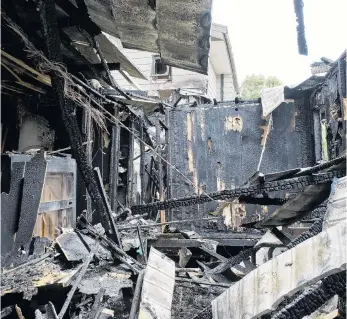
top-left (211, 222), bottom-right (347, 319)
top-left (139, 248), bottom-right (175, 319)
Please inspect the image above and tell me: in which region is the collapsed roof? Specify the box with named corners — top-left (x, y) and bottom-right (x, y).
top-left (73, 0), bottom-right (213, 74)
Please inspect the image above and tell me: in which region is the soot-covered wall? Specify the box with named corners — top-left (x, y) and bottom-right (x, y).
top-left (168, 101), bottom-right (315, 229)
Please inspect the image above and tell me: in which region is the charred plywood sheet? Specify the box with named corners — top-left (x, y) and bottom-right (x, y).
top-left (169, 102), bottom-right (313, 227)
top-left (139, 247), bottom-right (175, 319)
top-left (81, 0), bottom-right (212, 74)
top-left (211, 221), bottom-right (347, 319)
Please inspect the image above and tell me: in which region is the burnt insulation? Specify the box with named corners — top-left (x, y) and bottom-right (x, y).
top-left (293, 0), bottom-right (308, 55)
top-left (131, 170), bottom-right (345, 213)
top-left (271, 270), bottom-right (346, 319)
top-left (37, 0), bottom-right (111, 232)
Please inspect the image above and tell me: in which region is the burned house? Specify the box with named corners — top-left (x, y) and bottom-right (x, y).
top-left (1, 0), bottom-right (346, 318)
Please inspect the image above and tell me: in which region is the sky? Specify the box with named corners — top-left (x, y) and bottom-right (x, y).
top-left (212, 0), bottom-right (347, 86)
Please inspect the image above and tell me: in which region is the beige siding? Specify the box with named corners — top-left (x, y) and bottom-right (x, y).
top-left (112, 49), bottom-right (153, 91)
top-left (216, 74), bottom-right (221, 100)
top-left (224, 74), bottom-right (236, 100)
top-left (216, 74), bottom-right (236, 101)
top-left (207, 60), bottom-right (217, 99)
top-left (112, 48), bottom-right (207, 93)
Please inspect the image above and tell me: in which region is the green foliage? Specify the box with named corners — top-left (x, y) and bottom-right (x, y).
top-left (241, 74), bottom-right (282, 99)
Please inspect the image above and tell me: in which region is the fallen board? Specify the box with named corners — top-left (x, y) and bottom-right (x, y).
top-left (56, 232), bottom-right (89, 262)
top-left (139, 247), bottom-right (175, 319)
top-left (14, 153), bottom-right (47, 259)
top-left (211, 221), bottom-right (347, 319)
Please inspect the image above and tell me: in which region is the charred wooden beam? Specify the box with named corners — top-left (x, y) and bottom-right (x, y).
top-left (109, 107), bottom-right (121, 212)
top-left (37, 0), bottom-right (111, 232)
top-left (81, 108), bottom-right (93, 222)
top-left (137, 225), bottom-right (147, 264)
top-left (139, 119), bottom-right (146, 203)
top-left (87, 288), bottom-right (105, 319)
top-left (93, 167), bottom-right (122, 246)
top-left (164, 108), bottom-right (173, 220)
top-left (156, 118), bottom-right (165, 229)
top-left (131, 170), bottom-right (345, 213)
top-left (129, 270), bottom-right (145, 319)
top-left (58, 249), bottom-right (96, 319)
top-left (272, 271), bottom-right (346, 319)
top-left (126, 117), bottom-right (135, 206)
top-left (293, 0), bottom-right (308, 55)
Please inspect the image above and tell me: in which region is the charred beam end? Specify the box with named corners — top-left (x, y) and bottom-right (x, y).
top-left (37, 0), bottom-right (111, 232)
top-left (272, 270), bottom-right (346, 319)
top-left (293, 0), bottom-right (308, 55)
top-left (286, 216), bottom-right (324, 249)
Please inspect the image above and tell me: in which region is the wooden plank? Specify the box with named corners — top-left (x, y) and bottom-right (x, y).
top-left (139, 247), bottom-right (175, 319)
top-left (211, 221), bottom-right (347, 319)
